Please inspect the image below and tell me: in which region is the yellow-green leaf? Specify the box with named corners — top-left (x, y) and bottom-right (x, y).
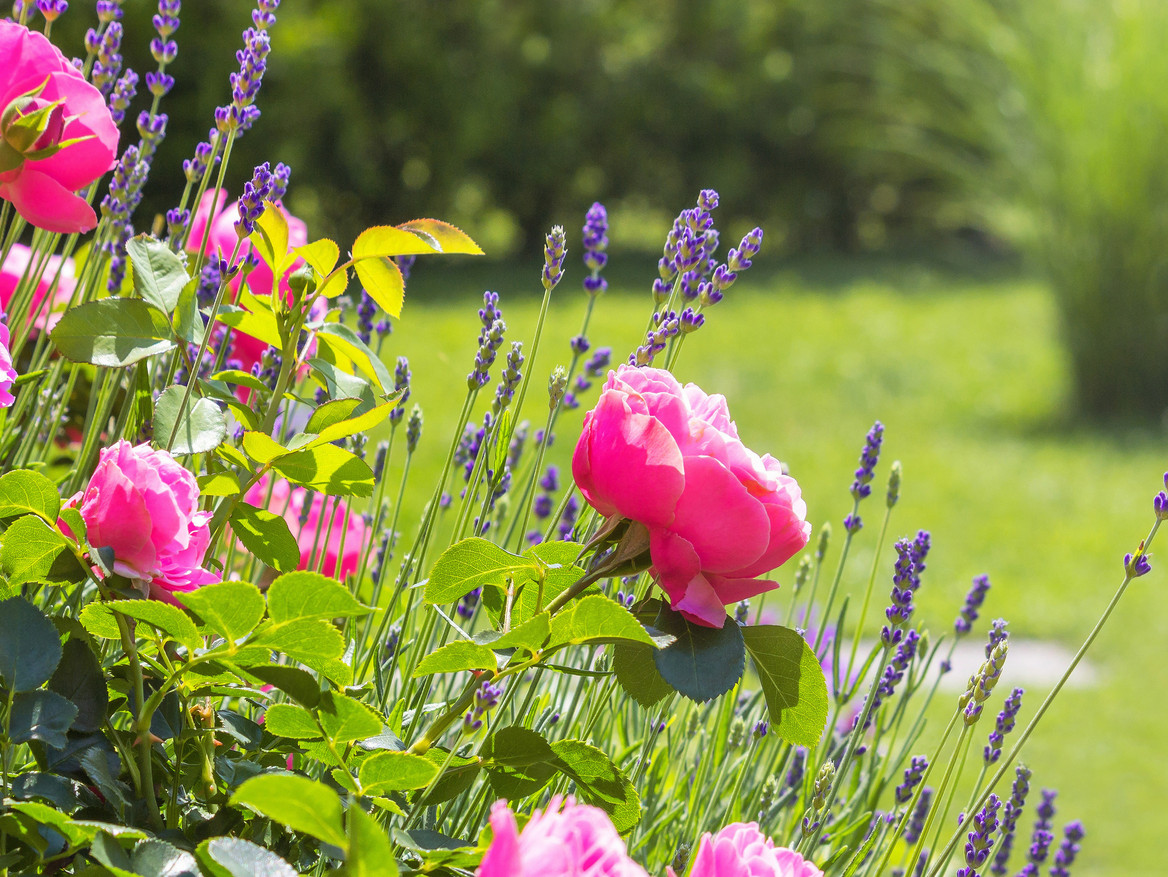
top-left (396, 218), bottom-right (484, 255)
top-left (353, 225), bottom-right (438, 259)
top-left (295, 238), bottom-right (340, 277)
top-left (353, 256), bottom-right (404, 319)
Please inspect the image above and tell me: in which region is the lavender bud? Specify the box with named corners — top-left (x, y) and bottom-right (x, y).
top-left (542, 225), bottom-right (567, 291)
top-left (955, 574), bottom-right (991, 636)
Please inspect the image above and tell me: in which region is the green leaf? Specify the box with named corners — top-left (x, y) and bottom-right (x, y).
top-left (78, 601), bottom-right (121, 641)
top-left (217, 303), bottom-right (282, 349)
top-left (245, 619), bottom-right (351, 684)
top-left (270, 442), bottom-right (375, 497)
top-left (358, 751), bottom-right (439, 795)
top-left (481, 726), bottom-right (559, 798)
top-left (199, 471), bottom-right (241, 497)
top-left (0, 596), bottom-right (62, 691)
top-left (239, 664), bottom-right (320, 707)
top-left (353, 256), bottom-right (405, 319)
top-left (418, 748), bottom-right (481, 805)
top-left (395, 219), bottom-right (484, 255)
top-left (305, 397), bottom-right (362, 434)
top-left (482, 541), bottom-right (590, 625)
top-left (107, 599), bottom-right (201, 652)
top-left (49, 637), bottom-right (109, 733)
top-left (344, 805), bottom-right (400, 877)
top-left (547, 594), bottom-right (656, 649)
top-left (126, 235), bottom-right (190, 313)
top-left (153, 385), bottom-right (227, 455)
top-left (319, 691), bottom-right (383, 743)
top-left (0, 468), bottom-right (60, 521)
top-left (131, 838), bottom-right (200, 877)
top-left (267, 570), bottom-right (368, 623)
top-left (307, 399), bottom-right (398, 449)
top-left (173, 276), bottom-right (207, 346)
top-left (742, 624), bottom-right (829, 748)
top-left (249, 202), bottom-right (289, 278)
top-left (241, 430), bottom-right (288, 465)
top-left (315, 323), bottom-right (395, 394)
top-left (295, 238), bottom-right (340, 277)
top-left (425, 537), bottom-right (538, 605)
top-left (198, 837), bottom-right (298, 877)
top-left (9, 689), bottom-right (77, 748)
top-left (490, 612), bottom-right (551, 652)
top-left (182, 581), bottom-right (264, 643)
top-left (231, 774), bottom-right (348, 851)
top-left (412, 640), bottom-right (497, 677)
top-left (264, 703), bottom-right (322, 739)
top-left (50, 297), bottom-right (175, 366)
top-left (551, 739), bottom-right (640, 832)
top-left (611, 640), bottom-right (672, 708)
top-left (353, 225), bottom-right (438, 258)
top-left (1, 514), bottom-right (67, 585)
top-left (650, 601), bottom-right (745, 703)
top-left (230, 503), bottom-right (300, 573)
top-left (309, 358), bottom-right (375, 408)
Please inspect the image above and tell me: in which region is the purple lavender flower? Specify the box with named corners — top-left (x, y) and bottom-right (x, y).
top-left (215, 22), bottom-right (271, 134)
top-left (851, 421), bottom-right (884, 501)
top-left (843, 512), bottom-right (863, 535)
top-left (984, 687), bottom-right (1023, 765)
top-left (35, 0), bottom-right (67, 22)
top-left (464, 677), bottom-right (504, 730)
top-left (904, 788), bottom-right (932, 844)
top-left (1123, 549), bottom-right (1151, 578)
top-left (388, 357), bottom-right (411, 426)
top-left (1048, 821), bottom-right (1084, 877)
top-left (183, 134), bottom-right (218, 184)
top-left (582, 202), bottom-right (608, 294)
top-left (269, 161), bottom-right (292, 203)
top-left (165, 207), bottom-right (189, 243)
top-left (356, 290), bottom-right (377, 344)
top-left (956, 794), bottom-right (1001, 877)
top-left (558, 494), bottom-right (579, 541)
top-left (956, 574), bottom-right (992, 636)
top-left (91, 20), bottom-right (124, 98)
top-left (542, 225), bottom-right (567, 291)
top-left (406, 405), bottom-right (422, 454)
top-left (991, 765), bottom-right (1031, 876)
top-left (896, 756), bottom-right (929, 804)
top-left (107, 69), bottom-right (137, 125)
top-left (986, 619), bottom-right (1008, 659)
top-left (881, 537), bottom-right (917, 645)
top-left (491, 342), bottom-right (523, 417)
top-left (1016, 790), bottom-right (1057, 875)
top-left (234, 161), bottom-right (273, 237)
top-left (456, 587), bottom-right (481, 620)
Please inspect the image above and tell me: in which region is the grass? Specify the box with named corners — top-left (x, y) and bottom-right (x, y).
top-left (372, 252), bottom-right (1165, 875)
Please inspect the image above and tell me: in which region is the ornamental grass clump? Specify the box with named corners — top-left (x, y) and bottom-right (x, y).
top-left (0, 4), bottom-right (1159, 876)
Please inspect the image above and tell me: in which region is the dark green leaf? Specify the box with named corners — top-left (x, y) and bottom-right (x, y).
top-left (308, 358), bottom-right (376, 410)
top-left (11, 773), bottom-right (96, 813)
top-left (344, 805), bottom-right (400, 877)
top-left (9, 690), bottom-right (78, 748)
top-left (651, 601), bottom-right (745, 703)
top-left (50, 297), bottom-right (175, 366)
top-left (551, 739), bottom-right (641, 832)
top-left (0, 469), bottom-right (60, 521)
top-left (742, 624), bottom-right (829, 748)
top-left (358, 751), bottom-right (438, 795)
top-left (315, 322), bottom-right (395, 394)
top-left (425, 537), bottom-right (538, 605)
top-left (264, 704), bottom-right (321, 739)
top-left (49, 638), bottom-right (108, 733)
top-left (418, 748), bottom-right (481, 805)
top-left (182, 581), bottom-right (264, 643)
top-left (0, 596), bottom-right (62, 691)
top-left (127, 235), bottom-right (190, 313)
top-left (240, 664), bottom-right (320, 707)
top-left (481, 726), bottom-right (559, 798)
top-left (173, 276), bottom-right (206, 346)
top-left (230, 503), bottom-right (300, 573)
top-left (131, 838), bottom-right (200, 877)
top-left (153, 386), bottom-right (227, 455)
top-left (1, 515), bottom-right (67, 585)
top-left (267, 570), bottom-right (368, 623)
top-left (231, 774), bottom-right (347, 850)
top-left (198, 837), bottom-right (298, 877)
top-left (611, 640), bottom-right (673, 708)
top-left (218, 711), bottom-right (264, 749)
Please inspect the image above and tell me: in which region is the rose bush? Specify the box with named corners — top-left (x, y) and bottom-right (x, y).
top-left (478, 797), bottom-right (648, 877)
top-left (63, 440), bottom-right (217, 602)
top-left (678, 823), bottom-right (823, 877)
top-left (0, 20), bottom-right (118, 232)
top-left (573, 365), bottom-right (810, 627)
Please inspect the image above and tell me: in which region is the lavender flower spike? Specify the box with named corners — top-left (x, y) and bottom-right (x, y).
top-left (956, 794), bottom-right (1001, 877)
top-left (1049, 821), bottom-right (1085, 877)
top-left (990, 764), bottom-right (1031, 876)
top-left (234, 161), bottom-right (273, 238)
top-left (983, 686), bottom-right (1023, 765)
top-left (542, 225), bottom-right (567, 291)
top-left (850, 420), bottom-right (884, 501)
top-left (582, 202), bottom-right (608, 294)
top-left (955, 574), bottom-right (992, 636)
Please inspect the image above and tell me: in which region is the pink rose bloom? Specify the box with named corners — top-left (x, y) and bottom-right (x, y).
top-left (1, 242), bottom-right (77, 332)
top-left (243, 475), bottom-right (368, 580)
top-left (572, 365), bottom-right (811, 627)
top-left (478, 797), bottom-right (648, 877)
top-left (0, 321), bottom-right (17, 407)
top-left (187, 189), bottom-right (309, 375)
top-left (63, 441), bottom-right (217, 603)
top-left (679, 823), bottom-right (822, 877)
top-left (0, 21), bottom-right (119, 233)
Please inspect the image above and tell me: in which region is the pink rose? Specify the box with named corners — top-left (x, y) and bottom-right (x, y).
top-left (678, 823), bottom-right (822, 877)
top-left (0, 320), bottom-right (17, 408)
top-left (187, 189), bottom-right (309, 375)
top-left (572, 365), bottom-right (811, 627)
top-left (1, 242), bottom-right (77, 332)
top-left (0, 21), bottom-right (119, 233)
top-left (243, 475), bottom-right (368, 580)
top-left (478, 797), bottom-right (648, 877)
top-left (64, 441), bottom-right (217, 603)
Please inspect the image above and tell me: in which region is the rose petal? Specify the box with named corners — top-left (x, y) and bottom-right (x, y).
top-left (0, 168), bottom-right (97, 233)
top-left (669, 454), bottom-right (769, 573)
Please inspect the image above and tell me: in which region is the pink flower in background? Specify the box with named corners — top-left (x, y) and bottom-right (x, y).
top-left (243, 475), bottom-right (368, 579)
top-left (187, 189), bottom-right (308, 375)
top-left (572, 365), bottom-right (811, 627)
top-left (0, 242), bottom-right (77, 332)
top-left (63, 441), bottom-right (217, 603)
top-left (0, 321), bottom-right (18, 407)
top-left (0, 21), bottom-right (119, 233)
top-left (478, 797), bottom-right (648, 877)
top-left (678, 823), bottom-right (822, 877)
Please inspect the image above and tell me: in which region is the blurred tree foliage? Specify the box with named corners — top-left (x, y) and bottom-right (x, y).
top-left (86, 0), bottom-right (992, 255)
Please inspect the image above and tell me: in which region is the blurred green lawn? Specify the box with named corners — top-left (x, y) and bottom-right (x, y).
top-left (375, 254), bottom-right (1165, 876)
